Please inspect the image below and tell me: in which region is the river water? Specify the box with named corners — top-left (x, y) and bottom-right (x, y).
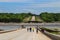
top-left (0, 25), bottom-right (60, 31)
top-left (0, 25), bottom-right (21, 31)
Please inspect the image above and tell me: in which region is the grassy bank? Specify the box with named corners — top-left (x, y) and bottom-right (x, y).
top-left (35, 16), bottom-right (43, 22)
top-left (40, 27), bottom-right (60, 35)
top-left (23, 16), bottom-right (32, 22)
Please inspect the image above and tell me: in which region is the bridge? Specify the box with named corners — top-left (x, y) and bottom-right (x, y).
top-left (0, 28), bottom-right (52, 40)
top-left (0, 16), bottom-right (60, 40)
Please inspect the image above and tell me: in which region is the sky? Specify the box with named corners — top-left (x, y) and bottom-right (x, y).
top-left (0, 0), bottom-right (60, 14)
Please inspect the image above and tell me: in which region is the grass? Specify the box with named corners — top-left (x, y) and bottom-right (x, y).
top-left (23, 16), bottom-right (32, 22)
top-left (50, 32), bottom-right (60, 35)
top-left (35, 16), bottom-right (44, 22)
top-left (40, 27), bottom-right (60, 35)
top-left (29, 16), bottom-right (32, 21)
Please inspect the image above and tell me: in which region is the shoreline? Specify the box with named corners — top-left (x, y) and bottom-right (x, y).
top-left (0, 22), bottom-right (60, 25)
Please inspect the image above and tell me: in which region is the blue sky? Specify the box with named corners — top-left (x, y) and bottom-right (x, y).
top-left (0, 0), bottom-right (60, 14)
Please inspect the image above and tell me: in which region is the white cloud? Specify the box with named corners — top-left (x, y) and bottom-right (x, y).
top-left (0, 0), bottom-right (34, 2)
top-left (0, 0), bottom-right (60, 8)
top-left (28, 2), bottom-right (60, 8)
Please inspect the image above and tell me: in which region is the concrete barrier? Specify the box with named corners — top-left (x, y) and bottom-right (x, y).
top-left (0, 28), bottom-right (22, 34)
top-left (0, 29), bottom-right (17, 34)
top-left (44, 31), bottom-right (60, 40)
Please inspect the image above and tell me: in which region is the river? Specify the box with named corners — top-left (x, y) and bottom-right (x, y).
top-left (0, 25), bottom-right (60, 31)
top-left (0, 25), bottom-right (21, 31)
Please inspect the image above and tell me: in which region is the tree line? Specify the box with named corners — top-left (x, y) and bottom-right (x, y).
top-left (0, 13), bottom-right (32, 23)
top-left (40, 12), bottom-right (60, 22)
top-left (0, 12), bottom-right (60, 23)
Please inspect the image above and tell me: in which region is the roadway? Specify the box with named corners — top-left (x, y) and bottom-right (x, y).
top-left (0, 29), bottom-right (52, 40)
top-left (31, 16), bottom-right (35, 21)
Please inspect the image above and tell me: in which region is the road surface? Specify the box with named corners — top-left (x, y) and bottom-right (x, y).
top-left (31, 16), bottom-right (35, 21)
top-left (0, 29), bottom-right (52, 40)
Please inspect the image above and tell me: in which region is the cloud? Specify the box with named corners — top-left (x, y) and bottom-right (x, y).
top-left (0, 0), bottom-right (25, 2)
top-left (27, 2), bottom-right (60, 8)
top-left (0, 1), bottom-right (60, 14)
top-left (0, 0), bottom-right (34, 2)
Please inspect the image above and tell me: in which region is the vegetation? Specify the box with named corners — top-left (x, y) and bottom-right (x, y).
top-left (23, 16), bottom-right (32, 22)
top-left (0, 12), bottom-right (60, 23)
top-left (29, 16), bottom-right (32, 21)
top-left (40, 12), bottom-right (60, 22)
top-left (0, 13), bottom-right (32, 23)
top-left (35, 16), bottom-right (43, 22)
top-left (40, 27), bottom-right (60, 34)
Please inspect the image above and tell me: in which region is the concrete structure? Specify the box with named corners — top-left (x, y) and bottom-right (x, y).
top-left (0, 29), bottom-right (52, 40)
top-left (0, 16), bottom-right (59, 40)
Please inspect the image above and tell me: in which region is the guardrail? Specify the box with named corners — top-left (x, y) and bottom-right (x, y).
top-left (38, 28), bottom-right (60, 40)
top-left (43, 31), bottom-right (60, 40)
top-left (0, 30), bottom-right (17, 34)
top-left (0, 28), bottom-right (22, 34)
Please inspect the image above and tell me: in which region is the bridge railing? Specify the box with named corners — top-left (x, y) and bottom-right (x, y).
top-left (38, 27), bottom-right (60, 40)
top-left (44, 31), bottom-right (60, 40)
top-left (0, 23), bottom-right (60, 26)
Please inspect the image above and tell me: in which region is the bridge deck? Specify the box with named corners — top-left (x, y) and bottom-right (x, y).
top-left (0, 28), bottom-right (52, 40)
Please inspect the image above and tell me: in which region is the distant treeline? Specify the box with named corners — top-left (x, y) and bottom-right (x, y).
top-left (0, 13), bottom-right (32, 23)
top-left (40, 12), bottom-right (60, 22)
top-left (0, 12), bottom-right (60, 23)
